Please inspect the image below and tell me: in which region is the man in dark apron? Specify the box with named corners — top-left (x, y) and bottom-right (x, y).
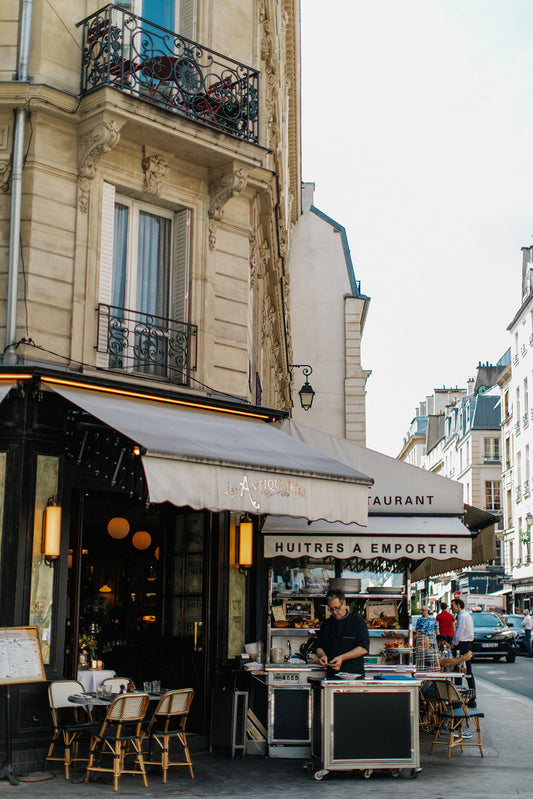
top-left (316, 589), bottom-right (369, 678)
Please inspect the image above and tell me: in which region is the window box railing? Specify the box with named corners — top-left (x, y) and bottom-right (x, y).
top-left (524, 480), bottom-right (530, 498)
top-left (515, 485), bottom-right (522, 502)
top-left (522, 344), bottom-right (528, 357)
top-left (513, 354), bottom-right (520, 366)
top-left (515, 421), bottom-right (521, 436)
top-left (524, 412), bottom-right (529, 429)
top-left (96, 303), bottom-right (197, 384)
top-left (77, 5), bottom-right (259, 143)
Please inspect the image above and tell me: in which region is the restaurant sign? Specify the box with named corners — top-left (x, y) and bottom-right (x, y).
top-left (263, 534), bottom-right (472, 561)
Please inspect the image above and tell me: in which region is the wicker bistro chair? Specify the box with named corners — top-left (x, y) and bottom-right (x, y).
top-left (44, 680), bottom-right (99, 779)
top-left (143, 689), bottom-right (194, 783)
top-left (85, 692), bottom-right (150, 791)
top-left (429, 679), bottom-right (484, 758)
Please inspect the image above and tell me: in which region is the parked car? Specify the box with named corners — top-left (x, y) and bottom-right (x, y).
top-left (471, 611), bottom-right (517, 662)
top-left (501, 614), bottom-right (527, 654)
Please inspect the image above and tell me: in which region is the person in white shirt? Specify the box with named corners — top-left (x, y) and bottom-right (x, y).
top-left (521, 609), bottom-right (533, 657)
top-left (451, 598), bottom-right (476, 707)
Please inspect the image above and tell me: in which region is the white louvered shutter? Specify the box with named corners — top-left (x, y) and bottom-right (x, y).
top-left (179, 0), bottom-right (197, 39)
top-left (96, 182), bottom-right (116, 368)
top-left (172, 208), bottom-right (191, 383)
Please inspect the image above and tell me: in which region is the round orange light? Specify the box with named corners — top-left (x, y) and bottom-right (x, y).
top-left (107, 517), bottom-right (130, 539)
top-left (154, 547), bottom-right (159, 560)
top-left (132, 530), bottom-right (151, 550)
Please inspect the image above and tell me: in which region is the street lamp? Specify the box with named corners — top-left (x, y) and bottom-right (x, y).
top-left (288, 364), bottom-right (315, 411)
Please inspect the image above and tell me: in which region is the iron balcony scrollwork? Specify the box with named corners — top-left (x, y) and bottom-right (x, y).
top-left (77, 5), bottom-right (259, 143)
top-left (97, 303), bottom-right (197, 385)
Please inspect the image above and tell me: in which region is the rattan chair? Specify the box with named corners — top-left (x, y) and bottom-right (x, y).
top-left (429, 679), bottom-right (484, 758)
top-left (143, 689), bottom-right (194, 783)
top-left (85, 692), bottom-right (150, 791)
top-left (44, 680), bottom-right (99, 779)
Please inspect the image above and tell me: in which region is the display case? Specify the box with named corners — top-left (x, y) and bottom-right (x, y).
top-left (267, 566), bottom-right (410, 665)
top-left (309, 677), bottom-right (421, 780)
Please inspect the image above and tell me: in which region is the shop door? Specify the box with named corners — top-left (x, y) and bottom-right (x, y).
top-left (162, 510), bottom-right (209, 732)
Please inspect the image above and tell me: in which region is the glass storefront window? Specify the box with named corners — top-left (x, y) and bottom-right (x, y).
top-left (30, 455), bottom-right (60, 665)
top-left (227, 513), bottom-right (246, 658)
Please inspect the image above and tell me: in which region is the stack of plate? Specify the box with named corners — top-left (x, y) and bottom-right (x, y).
top-left (329, 578), bottom-right (361, 593)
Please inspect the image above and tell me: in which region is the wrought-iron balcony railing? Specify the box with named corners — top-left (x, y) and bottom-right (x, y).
top-left (96, 303), bottom-right (197, 385)
top-left (77, 5), bottom-right (259, 143)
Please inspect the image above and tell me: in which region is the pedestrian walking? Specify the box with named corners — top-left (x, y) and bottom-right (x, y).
top-left (451, 597), bottom-right (476, 707)
top-left (436, 601), bottom-right (455, 644)
top-left (521, 608), bottom-right (533, 657)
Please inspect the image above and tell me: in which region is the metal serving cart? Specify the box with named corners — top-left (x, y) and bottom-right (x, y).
top-left (308, 677), bottom-right (422, 781)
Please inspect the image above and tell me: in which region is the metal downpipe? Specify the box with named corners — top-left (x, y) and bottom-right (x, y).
top-left (5, 0), bottom-right (33, 364)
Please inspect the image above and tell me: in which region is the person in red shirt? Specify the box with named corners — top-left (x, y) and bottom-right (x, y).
top-left (436, 601), bottom-right (455, 644)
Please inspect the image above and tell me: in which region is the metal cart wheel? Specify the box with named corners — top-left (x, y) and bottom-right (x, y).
top-left (303, 761), bottom-right (314, 774)
top-left (362, 768), bottom-right (373, 779)
top-left (313, 769), bottom-right (329, 781)
top-left (391, 768), bottom-right (401, 778)
top-left (410, 767), bottom-right (422, 779)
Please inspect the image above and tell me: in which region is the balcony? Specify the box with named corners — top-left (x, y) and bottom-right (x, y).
top-left (515, 420), bottom-right (521, 436)
top-left (524, 412), bottom-right (530, 429)
top-left (96, 303), bottom-right (197, 385)
top-left (77, 5), bottom-right (259, 144)
top-left (525, 480), bottom-right (530, 498)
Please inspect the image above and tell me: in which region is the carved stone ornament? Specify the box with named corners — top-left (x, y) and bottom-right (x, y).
top-left (207, 168), bottom-right (248, 251)
top-left (78, 120), bottom-right (123, 213)
top-left (142, 152), bottom-right (169, 195)
top-left (0, 158), bottom-right (11, 193)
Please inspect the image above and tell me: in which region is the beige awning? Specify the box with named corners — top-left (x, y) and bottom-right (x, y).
top-left (47, 382), bottom-right (372, 523)
top-left (263, 515), bottom-right (472, 561)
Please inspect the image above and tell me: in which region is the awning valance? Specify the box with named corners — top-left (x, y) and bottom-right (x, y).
top-left (48, 383), bottom-right (372, 523)
top-left (262, 515), bottom-right (472, 561)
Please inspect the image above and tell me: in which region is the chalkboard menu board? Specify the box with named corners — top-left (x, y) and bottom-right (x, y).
top-left (0, 627), bottom-right (46, 685)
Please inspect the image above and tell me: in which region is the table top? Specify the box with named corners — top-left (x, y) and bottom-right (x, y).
top-left (69, 691), bottom-right (163, 706)
top-left (414, 671), bottom-right (465, 679)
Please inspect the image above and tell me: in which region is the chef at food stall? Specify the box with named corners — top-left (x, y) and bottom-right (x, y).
top-left (316, 589), bottom-right (370, 677)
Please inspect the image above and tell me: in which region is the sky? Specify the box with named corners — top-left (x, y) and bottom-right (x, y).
top-left (300, 0), bottom-right (533, 457)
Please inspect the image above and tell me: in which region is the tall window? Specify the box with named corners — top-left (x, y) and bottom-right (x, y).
top-left (129, 0), bottom-right (198, 37)
top-left (485, 481), bottom-right (501, 511)
top-left (484, 437), bottom-right (500, 462)
top-left (98, 184), bottom-right (191, 382)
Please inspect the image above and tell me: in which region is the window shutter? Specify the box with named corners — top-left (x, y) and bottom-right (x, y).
top-left (179, 0), bottom-right (197, 39)
top-left (172, 207), bottom-right (191, 383)
top-left (97, 182), bottom-right (116, 367)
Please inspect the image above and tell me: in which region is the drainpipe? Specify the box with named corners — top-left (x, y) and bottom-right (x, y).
top-left (5, 0), bottom-right (33, 364)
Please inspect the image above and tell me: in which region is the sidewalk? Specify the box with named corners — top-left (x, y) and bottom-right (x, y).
top-left (2, 677), bottom-right (530, 799)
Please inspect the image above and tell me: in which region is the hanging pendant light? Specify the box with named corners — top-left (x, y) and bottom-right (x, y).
top-left (107, 517), bottom-right (130, 540)
top-left (132, 530), bottom-right (151, 550)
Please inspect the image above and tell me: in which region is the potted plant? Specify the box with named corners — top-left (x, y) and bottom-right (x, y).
top-left (79, 632), bottom-right (98, 669)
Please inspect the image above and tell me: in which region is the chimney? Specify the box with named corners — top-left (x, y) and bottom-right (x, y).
top-left (301, 182), bottom-right (316, 212)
